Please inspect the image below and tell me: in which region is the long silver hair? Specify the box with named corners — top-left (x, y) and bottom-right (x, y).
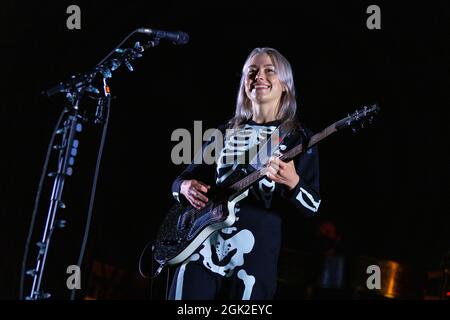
top-left (228, 47), bottom-right (300, 131)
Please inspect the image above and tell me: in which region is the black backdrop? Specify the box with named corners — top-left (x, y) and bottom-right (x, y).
top-left (1, 1), bottom-right (449, 299)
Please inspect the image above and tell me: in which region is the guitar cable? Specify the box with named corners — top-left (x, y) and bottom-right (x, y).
top-left (138, 240), bottom-right (154, 298)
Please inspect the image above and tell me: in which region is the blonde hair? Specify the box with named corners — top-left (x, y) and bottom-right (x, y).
top-left (228, 47), bottom-right (300, 131)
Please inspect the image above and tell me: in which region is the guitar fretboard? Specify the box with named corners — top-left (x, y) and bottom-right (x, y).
top-left (226, 103), bottom-right (379, 193)
top-left (228, 122), bottom-right (338, 192)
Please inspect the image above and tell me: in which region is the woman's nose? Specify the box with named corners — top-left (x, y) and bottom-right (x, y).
top-left (255, 70), bottom-right (265, 81)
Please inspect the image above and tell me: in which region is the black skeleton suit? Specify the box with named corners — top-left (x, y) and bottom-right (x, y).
top-left (168, 119), bottom-right (321, 300)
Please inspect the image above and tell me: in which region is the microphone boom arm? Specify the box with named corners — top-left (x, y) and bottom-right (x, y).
top-left (44, 30), bottom-right (162, 97)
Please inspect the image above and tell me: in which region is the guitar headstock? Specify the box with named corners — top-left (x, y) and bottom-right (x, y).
top-left (336, 103), bottom-right (380, 132)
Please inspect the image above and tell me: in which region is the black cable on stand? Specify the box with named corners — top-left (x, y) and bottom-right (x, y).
top-left (21, 27), bottom-right (189, 300)
top-left (70, 78), bottom-right (111, 301)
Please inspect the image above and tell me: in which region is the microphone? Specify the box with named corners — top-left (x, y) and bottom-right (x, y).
top-left (136, 28), bottom-right (189, 45)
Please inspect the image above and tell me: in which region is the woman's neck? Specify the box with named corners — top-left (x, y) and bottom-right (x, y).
top-left (251, 103), bottom-right (279, 124)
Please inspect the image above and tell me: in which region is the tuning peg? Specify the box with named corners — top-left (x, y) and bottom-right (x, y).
top-left (346, 114), bottom-right (352, 126)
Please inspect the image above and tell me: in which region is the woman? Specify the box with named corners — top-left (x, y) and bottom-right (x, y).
top-left (168, 47), bottom-right (321, 300)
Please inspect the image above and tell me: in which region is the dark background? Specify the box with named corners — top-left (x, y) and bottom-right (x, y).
top-left (1, 1), bottom-right (449, 299)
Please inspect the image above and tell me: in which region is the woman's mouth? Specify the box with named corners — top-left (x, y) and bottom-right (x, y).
top-left (252, 84), bottom-right (271, 91)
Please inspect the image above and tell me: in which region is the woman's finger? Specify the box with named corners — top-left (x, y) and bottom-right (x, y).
top-left (192, 202), bottom-right (202, 210)
top-left (267, 171), bottom-right (282, 183)
top-left (191, 185), bottom-right (209, 202)
top-left (267, 166), bottom-right (278, 176)
top-left (277, 159), bottom-right (288, 169)
top-left (189, 189), bottom-right (208, 203)
top-left (269, 161), bottom-right (280, 173)
top-left (190, 197), bottom-right (205, 209)
top-left (194, 180), bottom-right (211, 193)
top-left (194, 191), bottom-right (209, 203)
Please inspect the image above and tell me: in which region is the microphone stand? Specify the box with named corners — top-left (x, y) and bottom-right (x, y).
top-left (27, 89), bottom-right (84, 300)
top-left (24, 31), bottom-right (162, 300)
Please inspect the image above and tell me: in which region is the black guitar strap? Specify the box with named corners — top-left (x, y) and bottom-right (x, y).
top-left (299, 126), bottom-right (311, 152)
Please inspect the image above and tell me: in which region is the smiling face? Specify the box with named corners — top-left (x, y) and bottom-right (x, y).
top-left (232, 47), bottom-right (298, 129)
top-left (244, 53), bottom-right (285, 107)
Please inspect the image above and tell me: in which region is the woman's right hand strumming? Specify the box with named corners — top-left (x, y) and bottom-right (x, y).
top-left (180, 179), bottom-right (211, 209)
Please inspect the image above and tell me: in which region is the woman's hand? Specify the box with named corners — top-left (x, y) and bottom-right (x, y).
top-left (266, 156), bottom-right (300, 190)
top-left (180, 179), bottom-right (211, 209)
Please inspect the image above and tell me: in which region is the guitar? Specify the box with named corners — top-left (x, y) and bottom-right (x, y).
top-left (151, 104), bottom-right (380, 276)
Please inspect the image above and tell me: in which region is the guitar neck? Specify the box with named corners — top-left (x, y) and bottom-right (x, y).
top-left (225, 104), bottom-right (379, 193)
top-left (228, 122), bottom-right (339, 193)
